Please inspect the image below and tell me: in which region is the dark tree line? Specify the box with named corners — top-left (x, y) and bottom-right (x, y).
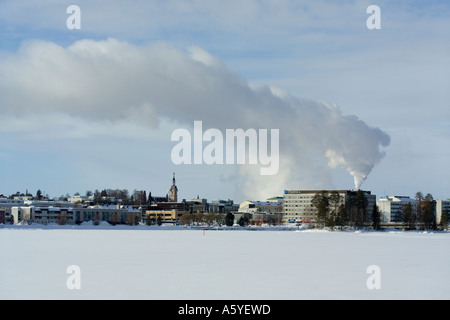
top-left (311, 190), bottom-right (445, 231)
top-left (311, 190), bottom-right (378, 230)
top-left (402, 192), bottom-right (439, 230)
top-left (76, 189), bottom-right (152, 206)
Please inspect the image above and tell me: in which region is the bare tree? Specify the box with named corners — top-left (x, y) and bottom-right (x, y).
top-left (125, 212), bottom-right (137, 226)
top-left (109, 213), bottom-right (119, 226)
top-left (179, 213), bottom-right (193, 225)
top-left (57, 212), bottom-right (67, 225)
top-left (93, 213), bottom-right (101, 226)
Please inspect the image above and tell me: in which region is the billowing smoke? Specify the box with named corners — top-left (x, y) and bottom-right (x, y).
top-left (0, 38), bottom-right (390, 197)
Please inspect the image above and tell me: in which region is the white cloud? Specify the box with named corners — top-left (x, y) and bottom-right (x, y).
top-left (0, 1), bottom-right (448, 199)
top-left (0, 38), bottom-right (390, 199)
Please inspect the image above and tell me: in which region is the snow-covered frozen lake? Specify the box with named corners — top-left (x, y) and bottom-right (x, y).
top-left (1, 225), bottom-right (449, 300)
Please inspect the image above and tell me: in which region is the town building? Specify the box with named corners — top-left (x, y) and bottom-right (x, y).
top-left (235, 199), bottom-right (283, 225)
top-left (145, 210), bottom-right (187, 224)
top-left (376, 196), bottom-right (419, 223)
top-left (436, 199), bottom-right (450, 226)
top-left (283, 189), bottom-right (375, 224)
top-left (0, 198), bottom-right (24, 223)
top-left (238, 200), bottom-right (283, 215)
top-left (190, 197), bottom-right (208, 213)
top-left (168, 172), bottom-right (178, 202)
top-left (74, 205), bottom-right (141, 225)
top-left (208, 199), bottom-right (239, 214)
top-left (11, 206), bottom-right (35, 224)
top-left (68, 195), bottom-right (94, 204)
top-left (11, 204), bottom-right (140, 225)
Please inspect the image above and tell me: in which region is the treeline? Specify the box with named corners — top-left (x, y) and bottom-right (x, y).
top-left (403, 192), bottom-right (448, 231)
top-left (176, 212), bottom-right (283, 227)
top-left (178, 213), bottom-right (226, 226)
top-left (56, 189), bottom-right (153, 205)
top-left (9, 188), bottom-right (153, 205)
top-left (311, 190), bottom-right (374, 230)
top-left (311, 190), bottom-right (449, 231)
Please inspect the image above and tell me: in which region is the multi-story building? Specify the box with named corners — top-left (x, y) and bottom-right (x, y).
top-left (190, 197), bottom-right (209, 213)
top-left (145, 210), bottom-right (187, 224)
top-left (11, 206), bottom-right (36, 224)
top-left (208, 199), bottom-right (239, 214)
top-left (238, 200), bottom-right (283, 214)
top-left (234, 199), bottom-right (283, 225)
top-left (436, 199), bottom-right (450, 226)
top-left (376, 196), bottom-right (419, 223)
top-left (74, 205), bottom-right (141, 224)
top-left (283, 189), bottom-right (375, 224)
top-left (11, 204), bottom-right (141, 225)
top-left (0, 198), bottom-right (24, 223)
top-left (68, 195), bottom-right (94, 204)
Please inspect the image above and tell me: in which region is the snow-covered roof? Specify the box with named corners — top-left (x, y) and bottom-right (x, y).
top-left (249, 200), bottom-right (283, 206)
top-left (378, 196), bottom-right (418, 203)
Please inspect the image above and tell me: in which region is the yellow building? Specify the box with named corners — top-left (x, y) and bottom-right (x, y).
top-left (145, 210), bottom-right (187, 224)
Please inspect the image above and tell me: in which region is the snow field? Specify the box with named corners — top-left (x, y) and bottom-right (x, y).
top-left (1, 228), bottom-right (449, 299)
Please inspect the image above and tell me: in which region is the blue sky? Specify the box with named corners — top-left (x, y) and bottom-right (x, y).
top-left (0, 0), bottom-right (449, 202)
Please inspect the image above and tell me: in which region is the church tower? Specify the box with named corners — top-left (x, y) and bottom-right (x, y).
top-left (168, 172), bottom-right (178, 202)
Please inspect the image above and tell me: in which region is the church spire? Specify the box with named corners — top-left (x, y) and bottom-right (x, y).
top-left (169, 172), bottom-right (178, 202)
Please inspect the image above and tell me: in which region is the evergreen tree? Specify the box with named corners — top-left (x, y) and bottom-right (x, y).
top-left (329, 191), bottom-right (341, 213)
top-left (415, 191), bottom-right (423, 223)
top-left (402, 202), bottom-right (416, 230)
top-left (93, 190), bottom-right (101, 204)
top-left (440, 209), bottom-right (449, 231)
top-left (157, 215), bottom-right (162, 226)
top-left (225, 212), bottom-right (234, 226)
top-left (335, 204), bottom-right (348, 231)
top-left (421, 193), bottom-right (436, 230)
top-left (311, 191), bottom-right (329, 228)
top-left (372, 203), bottom-right (381, 230)
top-left (346, 191), bottom-right (368, 229)
top-left (146, 213), bottom-right (153, 226)
top-left (327, 191), bottom-right (342, 230)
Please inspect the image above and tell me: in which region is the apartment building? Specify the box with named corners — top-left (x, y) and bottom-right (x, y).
top-left (283, 189), bottom-right (375, 224)
top-left (436, 199), bottom-right (450, 225)
top-left (11, 204), bottom-right (141, 225)
top-left (0, 198), bottom-right (24, 223)
top-left (376, 196), bottom-right (419, 223)
top-left (145, 210), bottom-right (187, 224)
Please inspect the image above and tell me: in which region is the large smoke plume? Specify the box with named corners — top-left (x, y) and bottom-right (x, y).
top-left (0, 38), bottom-right (390, 196)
